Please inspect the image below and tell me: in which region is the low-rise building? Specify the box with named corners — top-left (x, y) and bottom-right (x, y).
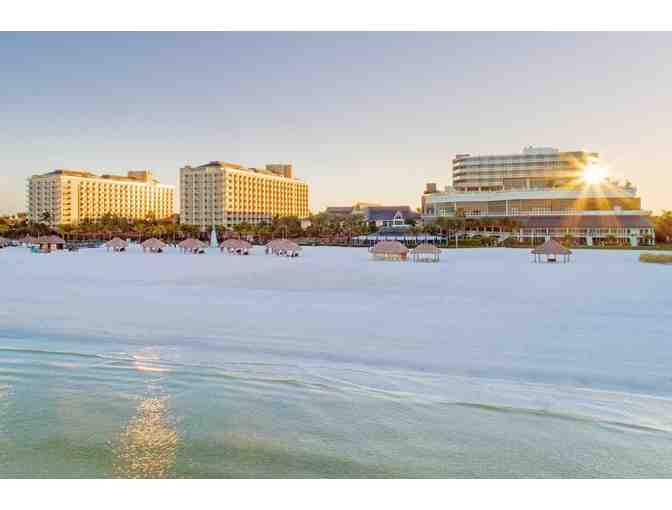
top-left (324, 203), bottom-right (420, 228)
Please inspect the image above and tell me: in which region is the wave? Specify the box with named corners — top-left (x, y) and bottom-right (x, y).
top-left (449, 401), bottom-right (670, 434)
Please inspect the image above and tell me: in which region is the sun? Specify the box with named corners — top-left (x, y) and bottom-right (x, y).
top-left (582, 163), bottom-right (608, 184)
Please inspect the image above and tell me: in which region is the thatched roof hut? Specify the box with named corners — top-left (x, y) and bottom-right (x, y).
top-left (141, 238), bottom-right (167, 253)
top-left (36, 235), bottom-right (66, 253)
top-left (531, 239), bottom-right (572, 263)
top-left (265, 239), bottom-right (302, 256)
top-left (370, 241), bottom-right (409, 261)
top-left (220, 239), bottom-right (253, 254)
top-left (411, 243), bottom-right (441, 262)
top-left (104, 237), bottom-right (128, 252)
top-left (178, 238), bottom-right (206, 253)
top-left (22, 235), bottom-right (38, 245)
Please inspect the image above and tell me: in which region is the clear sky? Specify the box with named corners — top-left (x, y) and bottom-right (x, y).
top-left (1, 32), bottom-right (670, 214)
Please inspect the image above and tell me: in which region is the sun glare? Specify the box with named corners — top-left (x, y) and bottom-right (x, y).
top-left (582, 164), bottom-right (608, 184)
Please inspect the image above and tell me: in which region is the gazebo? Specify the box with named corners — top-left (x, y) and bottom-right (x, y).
top-left (36, 235), bottom-right (66, 253)
top-left (265, 239), bottom-right (302, 257)
top-left (104, 237), bottom-right (128, 252)
top-left (141, 238), bottom-right (167, 253)
top-left (531, 239), bottom-right (572, 263)
top-left (178, 238), bottom-right (207, 254)
top-left (220, 239), bottom-right (252, 255)
top-left (370, 241), bottom-right (409, 261)
top-left (411, 243), bottom-right (441, 263)
top-left (22, 235), bottom-right (37, 246)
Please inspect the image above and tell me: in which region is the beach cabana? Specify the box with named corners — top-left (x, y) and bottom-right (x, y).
top-left (21, 235), bottom-right (37, 246)
top-left (280, 240), bottom-right (302, 257)
top-left (265, 239), bottom-right (302, 257)
top-left (220, 239), bottom-right (252, 255)
top-left (370, 241), bottom-right (409, 261)
top-left (178, 238), bottom-right (207, 254)
top-left (141, 238), bottom-right (167, 253)
top-left (36, 235), bottom-right (66, 253)
top-left (104, 237), bottom-right (128, 252)
top-left (531, 239), bottom-right (572, 263)
top-left (411, 243), bottom-right (441, 263)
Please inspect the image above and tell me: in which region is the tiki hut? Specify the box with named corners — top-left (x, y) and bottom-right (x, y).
top-left (281, 240), bottom-right (302, 257)
top-left (220, 238), bottom-right (252, 255)
top-left (141, 238), bottom-right (167, 253)
top-left (265, 239), bottom-right (302, 257)
top-left (22, 235), bottom-right (38, 246)
top-left (531, 239), bottom-right (572, 263)
top-left (411, 243), bottom-right (441, 263)
top-left (178, 238), bottom-right (207, 254)
top-left (104, 237), bottom-right (128, 252)
top-left (370, 241), bottom-right (409, 261)
top-left (36, 235), bottom-right (66, 253)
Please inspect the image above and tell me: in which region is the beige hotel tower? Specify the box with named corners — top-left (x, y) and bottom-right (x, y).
top-left (180, 161), bottom-right (310, 229)
top-left (28, 169), bottom-right (175, 225)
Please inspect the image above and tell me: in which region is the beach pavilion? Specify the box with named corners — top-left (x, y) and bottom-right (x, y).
top-left (36, 235), bottom-right (66, 253)
top-left (370, 240), bottom-right (409, 261)
top-left (21, 235), bottom-right (37, 246)
top-left (104, 237), bottom-right (128, 252)
top-left (411, 243), bottom-right (441, 263)
top-left (220, 238), bottom-right (252, 255)
top-left (141, 238), bottom-right (167, 254)
top-left (178, 238), bottom-right (207, 254)
top-left (265, 239), bottom-right (302, 257)
top-left (531, 239), bottom-right (572, 263)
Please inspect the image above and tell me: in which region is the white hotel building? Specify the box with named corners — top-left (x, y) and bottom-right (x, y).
top-left (422, 147), bottom-right (655, 246)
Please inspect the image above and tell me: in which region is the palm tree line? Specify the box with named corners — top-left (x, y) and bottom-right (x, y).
top-left (3, 211), bottom-right (669, 245)
top-left (0, 211), bottom-right (520, 243)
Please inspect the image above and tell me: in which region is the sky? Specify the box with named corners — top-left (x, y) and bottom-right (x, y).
top-left (0, 32), bottom-right (670, 215)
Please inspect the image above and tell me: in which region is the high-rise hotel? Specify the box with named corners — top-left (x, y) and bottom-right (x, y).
top-left (28, 170), bottom-right (175, 225)
top-left (422, 147), bottom-right (654, 246)
top-left (180, 161), bottom-right (310, 230)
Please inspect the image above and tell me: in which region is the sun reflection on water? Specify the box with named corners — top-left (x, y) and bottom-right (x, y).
top-left (111, 396), bottom-right (179, 478)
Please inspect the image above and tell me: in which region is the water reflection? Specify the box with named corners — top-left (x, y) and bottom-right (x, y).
top-left (110, 348), bottom-right (178, 478)
top-left (111, 396), bottom-right (179, 478)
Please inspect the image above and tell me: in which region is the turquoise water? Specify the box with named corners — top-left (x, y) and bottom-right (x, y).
top-left (1, 246), bottom-right (672, 477)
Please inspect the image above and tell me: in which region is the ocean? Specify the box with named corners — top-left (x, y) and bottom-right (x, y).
top-left (1, 246), bottom-right (671, 477)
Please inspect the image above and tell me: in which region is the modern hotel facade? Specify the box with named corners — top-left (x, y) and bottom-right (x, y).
top-left (422, 147), bottom-right (655, 246)
top-left (180, 161), bottom-right (310, 230)
top-left (28, 170), bottom-right (175, 226)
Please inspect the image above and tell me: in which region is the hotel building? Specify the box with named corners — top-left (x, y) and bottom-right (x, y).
top-left (422, 147), bottom-right (655, 246)
top-left (180, 161), bottom-right (310, 230)
top-left (28, 170), bottom-right (175, 225)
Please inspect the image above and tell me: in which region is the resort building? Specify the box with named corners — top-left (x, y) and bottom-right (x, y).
top-left (180, 161), bottom-right (310, 230)
top-left (422, 147), bottom-right (655, 246)
top-left (27, 170), bottom-right (175, 226)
